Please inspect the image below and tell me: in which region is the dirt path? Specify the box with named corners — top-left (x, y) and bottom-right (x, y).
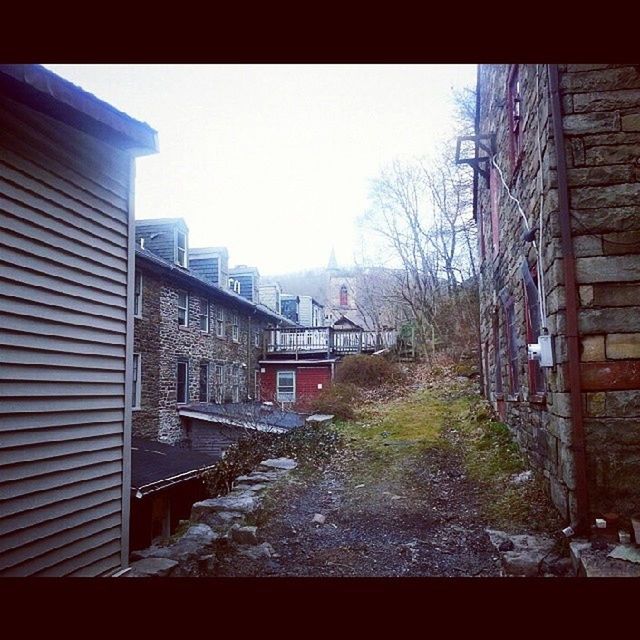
top-left (215, 431), bottom-right (502, 577)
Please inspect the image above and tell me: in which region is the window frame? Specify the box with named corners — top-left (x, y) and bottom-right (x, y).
top-left (489, 165), bottom-right (500, 257)
top-left (339, 284), bottom-right (348, 307)
top-left (231, 312), bottom-right (239, 342)
top-left (503, 296), bottom-right (520, 398)
top-left (177, 359), bottom-right (189, 405)
top-left (176, 229), bottom-right (188, 268)
top-left (214, 364), bottom-right (224, 404)
top-left (199, 298), bottom-right (209, 333)
top-left (215, 307), bottom-right (225, 339)
top-left (132, 352), bottom-right (142, 410)
top-left (507, 64), bottom-right (523, 173)
top-left (177, 290), bottom-right (189, 327)
top-left (199, 361), bottom-right (210, 403)
top-left (134, 271), bottom-right (143, 319)
top-left (276, 370), bottom-right (296, 403)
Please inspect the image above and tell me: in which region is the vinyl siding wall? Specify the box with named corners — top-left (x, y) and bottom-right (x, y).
top-left (0, 93), bottom-right (134, 576)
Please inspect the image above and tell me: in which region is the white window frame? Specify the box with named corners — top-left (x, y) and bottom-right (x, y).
top-left (254, 330), bottom-right (260, 348)
top-left (132, 352), bottom-right (142, 410)
top-left (277, 370), bottom-right (296, 403)
top-left (199, 298), bottom-right (209, 332)
top-left (176, 229), bottom-right (188, 268)
top-left (178, 290), bottom-right (188, 327)
top-left (134, 271), bottom-right (143, 319)
top-left (232, 364), bottom-right (240, 403)
top-left (216, 307), bottom-right (225, 338)
top-left (177, 359), bottom-right (189, 405)
top-left (232, 312), bottom-right (239, 342)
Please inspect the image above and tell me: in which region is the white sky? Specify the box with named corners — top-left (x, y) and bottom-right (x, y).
top-left (44, 64), bottom-right (476, 274)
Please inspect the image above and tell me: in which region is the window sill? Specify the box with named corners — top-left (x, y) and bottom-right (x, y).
top-left (506, 394), bottom-right (520, 402)
top-left (178, 324), bottom-right (189, 330)
top-left (529, 393), bottom-right (546, 405)
top-left (134, 314), bottom-right (142, 320)
top-left (132, 406), bottom-right (141, 412)
top-left (494, 393), bottom-right (504, 401)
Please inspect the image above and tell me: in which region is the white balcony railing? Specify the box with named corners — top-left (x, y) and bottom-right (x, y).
top-left (263, 327), bottom-right (397, 355)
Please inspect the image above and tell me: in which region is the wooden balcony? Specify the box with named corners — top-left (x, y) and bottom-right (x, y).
top-left (263, 327), bottom-right (398, 357)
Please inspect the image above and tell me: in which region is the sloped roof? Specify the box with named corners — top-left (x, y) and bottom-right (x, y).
top-left (131, 438), bottom-right (218, 496)
top-left (0, 64), bottom-right (158, 154)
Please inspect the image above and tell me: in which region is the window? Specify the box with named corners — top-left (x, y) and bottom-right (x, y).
top-left (499, 291), bottom-right (520, 397)
top-left (199, 362), bottom-right (209, 402)
top-left (522, 262), bottom-right (545, 398)
top-left (216, 307), bottom-right (225, 338)
top-left (232, 364), bottom-right (240, 403)
top-left (229, 277), bottom-right (240, 294)
top-left (489, 165), bottom-right (500, 257)
top-left (254, 370), bottom-right (260, 401)
top-left (254, 331), bottom-right (260, 348)
top-left (232, 312), bottom-right (239, 342)
top-left (177, 359), bottom-right (189, 404)
top-left (132, 352), bottom-right (141, 409)
top-left (277, 370), bottom-right (295, 403)
top-left (176, 230), bottom-right (187, 267)
top-left (199, 298), bottom-right (209, 332)
top-left (177, 290), bottom-right (188, 326)
top-left (214, 364), bottom-right (224, 403)
top-left (134, 271), bottom-right (143, 318)
top-left (339, 284), bottom-right (348, 307)
top-left (492, 311), bottom-right (503, 397)
top-left (508, 64), bottom-right (522, 170)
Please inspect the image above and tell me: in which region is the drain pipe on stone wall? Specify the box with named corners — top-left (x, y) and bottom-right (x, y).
top-left (548, 64), bottom-right (590, 535)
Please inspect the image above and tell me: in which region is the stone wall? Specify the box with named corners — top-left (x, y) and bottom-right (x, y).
top-left (477, 64), bottom-right (640, 522)
top-left (560, 64), bottom-right (640, 516)
top-left (134, 259), bottom-right (268, 445)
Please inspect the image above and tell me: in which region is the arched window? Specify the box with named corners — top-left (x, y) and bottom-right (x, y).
top-left (339, 284), bottom-right (348, 307)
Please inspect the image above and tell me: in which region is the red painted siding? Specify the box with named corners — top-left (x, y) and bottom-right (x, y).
top-left (260, 363), bottom-right (332, 405)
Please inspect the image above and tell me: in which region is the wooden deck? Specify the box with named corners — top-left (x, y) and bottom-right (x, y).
top-left (263, 327), bottom-right (397, 357)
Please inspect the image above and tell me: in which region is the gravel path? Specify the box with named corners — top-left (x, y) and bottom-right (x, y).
top-left (214, 442), bottom-right (502, 577)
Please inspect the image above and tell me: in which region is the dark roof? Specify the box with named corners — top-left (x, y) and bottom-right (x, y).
top-left (179, 402), bottom-right (306, 431)
top-left (0, 64), bottom-right (158, 155)
top-left (135, 244), bottom-right (296, 326)
top-left (333, 315), bottom-right (363, 330)
top-left (131, 438), bottom-right (219, 495)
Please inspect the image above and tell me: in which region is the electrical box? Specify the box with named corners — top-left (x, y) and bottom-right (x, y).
top-left (527, 334), bottom-right (555, 368)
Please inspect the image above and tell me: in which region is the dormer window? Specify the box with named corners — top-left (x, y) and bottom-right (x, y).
top-left (176, 230), bottom-right (188, 267)
top-left (229, 278), bottom-right (241, 294)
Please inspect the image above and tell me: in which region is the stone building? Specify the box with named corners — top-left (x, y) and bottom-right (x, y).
top-left (471, 64), bottom-right (640, 531)
top-left (132, 218), bottom-right (293, 447)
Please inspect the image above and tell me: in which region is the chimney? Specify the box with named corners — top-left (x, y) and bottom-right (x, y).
top-left (189, 247), bottom-right (229, 287)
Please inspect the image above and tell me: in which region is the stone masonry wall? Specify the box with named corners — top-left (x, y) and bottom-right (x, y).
top-left (133, 259), bottom-right (268, 445)
top-left (560, 64), bottom-right (640, 516)
top-left (477, 64), bottom-right (574, 521)
top-left (478, 64), bottom-right (640, 522)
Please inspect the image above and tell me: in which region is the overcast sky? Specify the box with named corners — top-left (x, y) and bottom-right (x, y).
top-left (45, 64), bottom-right (476, 275)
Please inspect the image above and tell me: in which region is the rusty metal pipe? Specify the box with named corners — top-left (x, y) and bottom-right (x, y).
top-left (548, 64), bottom-right (590, 533)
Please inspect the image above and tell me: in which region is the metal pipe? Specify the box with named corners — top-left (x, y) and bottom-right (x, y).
top-left (548, 64), bottom-right (590, 533)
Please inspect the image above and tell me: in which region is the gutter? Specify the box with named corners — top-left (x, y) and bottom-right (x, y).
top-left (548, 64), bottom-right (590, 533)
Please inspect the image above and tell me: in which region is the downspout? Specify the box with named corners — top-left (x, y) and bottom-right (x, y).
top-left (548, 64), bottom-right (590, 533)
top-left (473, 64), bottom-right (485, 398)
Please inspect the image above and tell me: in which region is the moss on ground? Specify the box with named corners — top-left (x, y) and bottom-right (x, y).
top-left (335, 381), bottom-right (563, 534)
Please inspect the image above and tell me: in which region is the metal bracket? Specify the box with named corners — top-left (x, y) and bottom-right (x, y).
top-left (455, 133), bottom-right (496, 187)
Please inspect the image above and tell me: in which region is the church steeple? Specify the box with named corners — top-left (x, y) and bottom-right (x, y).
top-left (327, 247), bottom-right (338, 271)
